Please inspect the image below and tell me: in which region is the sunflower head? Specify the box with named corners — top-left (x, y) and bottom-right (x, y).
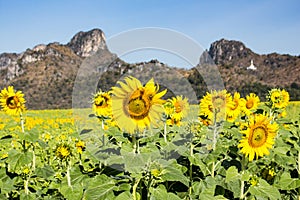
top-left (92, 90), bottom-right (112, 117)
top-left (170, 95), bottom-right (189, 121)
top-left (238, 114), bottom-right (278, 161)
top-left (75, 140), bottom-right (85, 154)
top-left (242, 93), bottom-right (260, 116)
top-left (166, 116), bottom-right (181, 126)
top-left (199, 90), bottom-right (234, 124)
top-left (164, 95), bottom-right (189, 122)
top-left (226, 92), bottom-right (244, 122)
top-left (111, 76), bottom-right (166, 133)
top-left (0, 86), bottom-right (26, 115)
top-left (266, 88), bottom-right (289, 109)
top-left (163, 101), bottom-right (174, 117)
top-left (55, 143), bottom-right (72, 160)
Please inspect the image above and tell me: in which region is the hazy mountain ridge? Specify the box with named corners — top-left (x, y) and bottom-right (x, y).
top-left (0, 29), bottom-right (299, 109)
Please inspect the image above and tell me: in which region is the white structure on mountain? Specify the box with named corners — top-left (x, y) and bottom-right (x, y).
top-left (247, 59), bottom-right (257, 70)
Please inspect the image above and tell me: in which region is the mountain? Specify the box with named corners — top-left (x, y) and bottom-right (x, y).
top-left (205, 39), bottom-right (300, 99)
top-left (0, 29), bottom-right (299, 109)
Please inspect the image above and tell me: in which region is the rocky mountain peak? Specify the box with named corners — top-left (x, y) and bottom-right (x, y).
top-left (67, 28), bottom-right (107, 57)
top-left (208, 38), bottom-right (255, 65)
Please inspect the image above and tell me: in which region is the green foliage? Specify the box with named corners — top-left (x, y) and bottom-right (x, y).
top-left (0, 101), bottom-right (299, 199)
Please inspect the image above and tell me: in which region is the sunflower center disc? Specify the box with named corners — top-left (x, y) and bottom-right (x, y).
top-left (246, 100), bottom-right (254, 109)
top-left (213, 97), bottom-right (225, 112)
top-left (232, 99), bottom-right (239, 110)
top-left (250, 127), bottom-right (267, 147)
top-left (174, 102), bottom-right (182, 113)
top-left (95, 97), bottom-right (108, 108)
top-left (6, 96), bottom-right (18, 109)
top-left (126, 89), bottom-right (151, 120)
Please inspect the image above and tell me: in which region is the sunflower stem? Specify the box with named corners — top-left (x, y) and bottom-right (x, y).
top-left (298, 150), bottom-right (300, 175)
top-left (212, 124), bottom-right (218, 151)
top-left (211, 111), bottom-right (218, 177)
top-left (24, 179), bottom-right (29, 195)
top-left (32, 146), bottom-right (36, 171)
top-left (240, 155), bottom-right (246, 199)
top-left (22, 140), bottom-right (26, 152)
top-left (20, 112), bottom-right (25, 133)
top-left (164, 122), bottom-right (167, 142)
top-left (101, 118), bottom-right (106, 146)
top-left (298, 151), bottom-right (300, 200)
top-left (132, 177), bottom-right (141, 200)
top-left (211, 162), bottom-right (215, 178)
top-left (66, 161), bottom-right (72, 189)
top-left (132, 132), bottom-right (140, 154)
top-left (189, 143), bottom-right (194, 196)
top-left (101, 118), bottom-right (104, 129)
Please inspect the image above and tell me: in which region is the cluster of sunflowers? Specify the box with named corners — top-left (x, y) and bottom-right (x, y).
top-left (91, 76), bottom-right (289, 162)
top-left (0, 80), bottom-right (292, 166)
top-left (0, 86), bottom-right (84, 158)
top-left (1, 76), bottom-right (298, 199)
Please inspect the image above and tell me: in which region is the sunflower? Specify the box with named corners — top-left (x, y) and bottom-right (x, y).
top-left (92, 90), bottom-right (112, 117)
top-left (266, 88), bottom-right (289, 109)
top-left (167, 95), bottom-right (189, 121)
top-left (242, 93), bottom-right (260, 116)
top-left (226, 92), bottom-right (245, 122)
top-left (0, 86), bottom-right (26, 115)
top-left (238, 114), bottom-right (278, 161)
top-left (75, 140), bottom-right (85, 154)
top-left (199, 90), bottom-right (234, 123)
top-left (111, 76), bottom-right (166, 133)
top-left (163, 101), bottom-right (174, 117)
top-left (55, 144), bottom-right (72, 160)
top-left (166, 116), bottom-right (181, 126)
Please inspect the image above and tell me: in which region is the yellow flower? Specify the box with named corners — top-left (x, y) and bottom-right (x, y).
top-left (151, 168), bottom-right (161, 178)
top-left (198, 116), bottom-right (212, 126)
top-left (92, 90), bottom-right (112, 117)
top-left (268, 168), bottom-right (276, 177)
top-left (55, 144), bottom-right (71, 160)
top-left (111, 76), bottom-right (166, 133)
top-left (22, 167), bottom-right (30, 175)
top-left (238, 114), bottom-right (278, 161)
top-left (168, 96), bottom-right (189, 121)
top-left (150, 162), bottom-right (163, 178)
top-left (250, 177), bottom-right (258, 186)
top-left (242, 93), bottom-right (260, 116)
top-left (226, 92), bottom-right (245, 122)
top-left (199, 90), bottom-right (234, 123)
top-left (43, 133), bottom-right (52, 142)
top-left (1, 153), bottom-right (8, 159)
top-left (163, 101), bottom-right (174, 117)
top-left (187, 121), bottom-right (202, 136)
top-left (76, 140), bottom-right (85, 154)
top-left (166, 116), bottom-right (181, 126)
top-left (0, 86), bottom-right (26, 115)
top-left (262, 167), bottom-right (276, 181)
top-left (60, 134), bottom-right (67, 141)
top-left (267, 88), bottom-right (289, 109)
top-left (106, 117), bottom-right (118, 128)
top-left (278, 109), bottom-right (287, 118)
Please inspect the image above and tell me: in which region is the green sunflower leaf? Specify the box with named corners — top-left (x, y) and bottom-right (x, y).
top-left (274, 172), bottom-right (300, 190)
top-left (249, 179), bottom-right (280, 200)
top-left (225, 166), bottom-right (240, 183)
top-left (150, 185), bottom-right (181, 200)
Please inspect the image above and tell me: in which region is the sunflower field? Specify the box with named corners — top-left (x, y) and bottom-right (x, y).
top-left (0, 77), bottom-right (299, 200)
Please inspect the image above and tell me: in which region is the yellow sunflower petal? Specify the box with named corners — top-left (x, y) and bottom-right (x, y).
top-left (238, 114), bottom-right (278, 161)
top-left (111, 76), bottom-right (166, 133)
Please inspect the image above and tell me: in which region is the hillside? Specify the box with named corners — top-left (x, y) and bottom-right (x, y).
top-left (0, 29), bottom-right (299, 109)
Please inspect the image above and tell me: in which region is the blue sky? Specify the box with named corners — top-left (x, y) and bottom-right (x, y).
top-left (0, 0), bottom-right (299, 67)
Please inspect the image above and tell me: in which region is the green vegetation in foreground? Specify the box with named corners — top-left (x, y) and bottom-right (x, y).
top-left (0, 102), bottom-right (299, 199)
